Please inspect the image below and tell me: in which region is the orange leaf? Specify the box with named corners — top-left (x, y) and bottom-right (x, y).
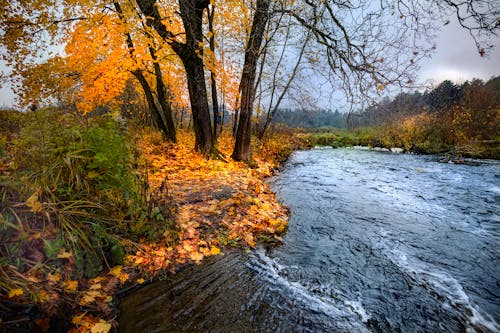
top-left (72, 313), bottom-right (87, 325)
top-left (209, 246), bottom-right (221, 256)
top-left (189, 251), bottom-right (204, 263)
top-left (243, 233), bottom-right (256, 248)
top-left (63, 280), bottom-right (78, 292)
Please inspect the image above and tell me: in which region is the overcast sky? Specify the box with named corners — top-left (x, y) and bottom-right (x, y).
top-left (0, 16), bottom-right (499, 109)
top-left (417, 17), bottom-right (500, 85)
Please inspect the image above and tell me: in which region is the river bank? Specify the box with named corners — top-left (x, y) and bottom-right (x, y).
top-left (119, 147), bottom-right (500, 332)
top-left (0, 109), bottom-right (306, 332)
top-left (305, 128), bottom-right (500, 160)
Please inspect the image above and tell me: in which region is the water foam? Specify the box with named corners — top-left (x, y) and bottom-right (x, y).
top-left (380, 242), bottom-right (500, 333)
top-left (248, 248), bottom-right (371, 332)
top-left (344, 300), bottom-right (371, 322)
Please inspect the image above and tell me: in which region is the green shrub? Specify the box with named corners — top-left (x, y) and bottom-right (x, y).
top-left (1, 109), bottom-right (175, 278)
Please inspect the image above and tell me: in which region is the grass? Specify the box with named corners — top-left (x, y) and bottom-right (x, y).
top-left (303, 126), bottom-right (499, 159)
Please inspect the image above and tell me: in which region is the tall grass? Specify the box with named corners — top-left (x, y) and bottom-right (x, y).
top-left (0, 108), bottom-right (176, 280)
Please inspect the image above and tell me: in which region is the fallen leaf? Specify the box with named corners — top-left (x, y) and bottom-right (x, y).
top-left (109, 266), bottom-right (128, 283)
top-left (47, 273), bottom-right (61, 284)
top-left (57, 250), bottom-right (72, 259)
top-left (243, 233), bottom-right (256, 248)
top-left (63, 280), bottom-right (78, 292)
top-left (37, 290), bottom-right (50, 303)
top-left (189, 251), bottom-right (204, 263)
top-left (26, 191), bottom-right (43, 212)
top-left (109, 266), bottom-right (122, 277)
top-left (71, 313), bottom-right (86, 325)
top-left (209, 246), bottom-right (221, 256)
top-left (90, 320), bottom-right (111, 333)
top-left (79, 290), bottom-right (101, 306)
top-left (118, 272), bottom-right (129, 283)
top-left (8, 288), bottom-right (23, 298)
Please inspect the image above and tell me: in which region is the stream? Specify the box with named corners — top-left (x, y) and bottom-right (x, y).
top-left (119, 148), bottom-right (500, 332)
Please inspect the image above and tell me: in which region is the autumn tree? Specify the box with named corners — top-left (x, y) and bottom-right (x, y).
top-left (232, 0), bottom-right (271, 162)
top-left (235, 0), bottom-right (498, 161)
top-left (113, 1), bottom-right (177, 142)
top-left (135, 0), bottom-right (214, 155)
top-left (0, 0), bottom-right (180, 142)
top-left (1, 0), bottom-right (498, 162)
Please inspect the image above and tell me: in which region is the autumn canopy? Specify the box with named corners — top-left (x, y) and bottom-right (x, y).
top-left (1, 0), bottom-right (497, 161)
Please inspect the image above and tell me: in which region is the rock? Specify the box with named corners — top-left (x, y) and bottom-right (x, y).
top-left (352, 146), bottom-right (371, 150)
top-left (390, 147), bottom-right (404, 154)
top-left (372, 147), bottom-right (390, 153)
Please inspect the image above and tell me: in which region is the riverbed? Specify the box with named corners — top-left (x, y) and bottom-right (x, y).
top-left (120, 148), bottom-right (500, 332)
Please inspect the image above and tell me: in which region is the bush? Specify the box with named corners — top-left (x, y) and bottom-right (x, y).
top-left (1, 109), bottom-right (175, 278)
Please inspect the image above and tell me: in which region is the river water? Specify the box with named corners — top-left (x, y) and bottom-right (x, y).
top-left (119, 148), bottom-right (500, 332)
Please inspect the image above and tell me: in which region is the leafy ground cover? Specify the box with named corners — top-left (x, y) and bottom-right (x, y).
top-left (0, 109), bottom-right (305, 332)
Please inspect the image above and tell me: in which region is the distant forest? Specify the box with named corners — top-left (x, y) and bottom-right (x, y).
top-left (267, 77), bottom-right (499, 157)
top-left (269, 109), bottom-right (348, 128)
top-left (270, 77), bottom-right (500, 132)
top-left (351, 76), bottom-right (500, 129)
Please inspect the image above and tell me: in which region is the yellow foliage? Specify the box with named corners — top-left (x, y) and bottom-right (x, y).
top-left (126, 129), bottom-right (289, 273)
top-left (209, 246), bottom-right (221, 256)
top-left (79, 290), bottom-right (101, 306)
top-left (47, 273), bottom-right (61, 284)
top-left (90, 320), bottom-right (112, 333)
top-left (26, 191), bottom-right (43, 213)
top-left (8, 288), bottom-right (23, 298)
top-left (57, 250), bottom-right (73, 259)
top-left (63, 280), bottom-right (79, 292)
top-left (72, 313), bottom-right (87, 325)
top-left (109, 265), bottom-right (129, 284)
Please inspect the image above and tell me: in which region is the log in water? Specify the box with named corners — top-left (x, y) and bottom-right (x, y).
top-left (120, 148), bottom-right (500, 332)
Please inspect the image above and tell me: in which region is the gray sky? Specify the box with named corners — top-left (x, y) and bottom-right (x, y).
top-left (0, 60), bottom-right (15, 108)
top-left (0, 16), bottom-right (498, 109)
top-left (417, 17), bottom-right (500, 85)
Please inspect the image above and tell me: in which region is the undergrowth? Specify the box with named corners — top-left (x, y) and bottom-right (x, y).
top-left (0, 108), bottom-right (175, 330)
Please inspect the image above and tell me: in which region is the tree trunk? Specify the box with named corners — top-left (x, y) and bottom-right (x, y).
top-left (208, 4), bottom-right (220, 140)
top-left (132, 71), bottom-right (171, 138)
top-left (220, 95), bottom-right (225, 134)
top-left (136, 0), bottom-right (213, 155)
top-left (232, 107), bottom-right (239, 138)
top-left (150, 49), bottom-right (176, 142)
top-left (232, 0), bottom-right (270, 162)
top-left (114, 0), bottom-right (176, 142)
top-left (182, 55), bottom-right (213, 154)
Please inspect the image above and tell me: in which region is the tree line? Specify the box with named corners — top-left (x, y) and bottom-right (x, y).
top-left (352, 77), bottom-right (499, 130)
top-left (348, 77), bottom-right (500, 153)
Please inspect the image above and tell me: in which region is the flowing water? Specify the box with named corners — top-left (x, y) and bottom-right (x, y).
top-left (120, 148), bottom-right (500, 333)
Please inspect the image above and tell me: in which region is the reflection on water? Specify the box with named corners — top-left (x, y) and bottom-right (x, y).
top-left (120, 148), bottom-right (500, 332)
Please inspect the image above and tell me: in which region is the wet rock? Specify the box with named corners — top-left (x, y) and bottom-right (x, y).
top-left (390, 147), bottom-right (404, 154)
